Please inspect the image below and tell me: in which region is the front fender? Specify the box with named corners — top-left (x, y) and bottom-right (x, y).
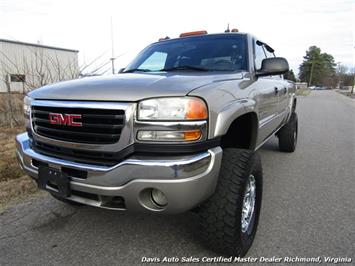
top-left (213, 99), bottom-right (258, 138)
top-left (188, 78), bottom-right (258, 140)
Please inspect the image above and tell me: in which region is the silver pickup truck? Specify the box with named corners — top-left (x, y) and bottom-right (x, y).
top-left (16, 31), bottom-right (297, 256)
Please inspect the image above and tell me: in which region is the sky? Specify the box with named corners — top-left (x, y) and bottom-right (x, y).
top-left (0, 0), bottom-right (354, 76)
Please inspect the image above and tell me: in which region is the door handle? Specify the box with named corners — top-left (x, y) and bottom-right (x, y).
top-left (274, 87), bottom-right (279, 94)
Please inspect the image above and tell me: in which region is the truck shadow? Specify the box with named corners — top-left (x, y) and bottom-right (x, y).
top-left (259, 136), bottom-right (279, 152)
top-left (30, 197), bottom-right (212, 258)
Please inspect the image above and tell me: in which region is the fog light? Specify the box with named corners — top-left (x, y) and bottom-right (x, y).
top-left (151, 189), bottom-right (168, 207)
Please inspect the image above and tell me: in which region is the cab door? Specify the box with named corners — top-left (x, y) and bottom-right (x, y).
top-left (276, 79), bottom-right (289, 121)
top-left (252, 40), bottom-right (280, 144)
top-left (263, 44), bottom-right (288, 123)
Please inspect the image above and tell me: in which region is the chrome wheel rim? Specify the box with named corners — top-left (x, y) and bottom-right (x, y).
top-left (241, 174), bottom-right (256, 233)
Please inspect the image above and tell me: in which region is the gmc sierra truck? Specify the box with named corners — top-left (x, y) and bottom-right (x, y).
top-left (16, 30), bottom-right (298, 256)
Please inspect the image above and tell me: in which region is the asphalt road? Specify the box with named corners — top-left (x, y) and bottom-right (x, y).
top-left (1, 90), bottom-right (354, 266)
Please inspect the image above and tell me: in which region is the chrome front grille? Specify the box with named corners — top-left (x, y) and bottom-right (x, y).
top-left (31, 106), bottom-right (125, 144)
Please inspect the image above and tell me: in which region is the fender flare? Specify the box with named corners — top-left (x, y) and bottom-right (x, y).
top-left (285, 94), bottom-right (297, 122)
top-left (212, 99), bottom-right (258, 139)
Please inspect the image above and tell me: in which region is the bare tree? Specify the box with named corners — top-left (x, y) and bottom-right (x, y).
top-left (0, 44), bottom-right (121, 126)
top-left (0, 46), bottom-right (79, 126)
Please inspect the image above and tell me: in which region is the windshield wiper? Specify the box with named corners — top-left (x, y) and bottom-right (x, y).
top-left (123, 65), bottom-right (210, 73)
top-left (160, 65), bottom-right (209, 72)
top-left (122, 68), bottom-right (152, 73)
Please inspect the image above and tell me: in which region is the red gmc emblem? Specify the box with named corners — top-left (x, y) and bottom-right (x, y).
top-left (49, 113), bottom-right (82, 127)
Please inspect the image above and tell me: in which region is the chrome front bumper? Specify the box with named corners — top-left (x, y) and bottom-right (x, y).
top-left (16, 133), bottom-right (222, 213)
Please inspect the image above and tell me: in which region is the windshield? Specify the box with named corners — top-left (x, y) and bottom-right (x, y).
top-left (124, 34), bottom-right (248, 72)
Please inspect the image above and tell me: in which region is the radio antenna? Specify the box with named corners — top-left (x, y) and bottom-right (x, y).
top-left (225, 23), bottom-right (230, 33)
top-left (110, 16), bottom-right (115, 74)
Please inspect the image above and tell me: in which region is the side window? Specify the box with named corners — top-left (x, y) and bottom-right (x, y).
top-left (254, 41), bottom-right (266, 70)
top-left (10, 74), bottom-right (26, 82)
top-left (138, 51), bottom-right (167, 71)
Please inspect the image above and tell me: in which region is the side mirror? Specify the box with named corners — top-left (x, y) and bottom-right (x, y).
top-left (256, 57), bottom-right (289, 77)
top-left (118, 68), bottom-right (125, 73)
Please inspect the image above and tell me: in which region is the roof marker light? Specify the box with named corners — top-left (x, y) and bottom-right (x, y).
top-left (179, 30), bottom-right (207, 38)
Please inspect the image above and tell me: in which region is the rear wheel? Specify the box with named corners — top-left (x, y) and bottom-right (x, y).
top-left (277, 112), bottom-right (298, 152)
top-left (198, 148), bottom-right (263, 256)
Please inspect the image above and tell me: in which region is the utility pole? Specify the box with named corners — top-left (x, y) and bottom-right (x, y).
top-left (352, 71), bottom-right (355, 94)
top-left (336, 61), bottom-right (342, 89)
top-left (110, 17), bottom-right (115, 74)
top-left (353, 46), bottom-right (355, 94)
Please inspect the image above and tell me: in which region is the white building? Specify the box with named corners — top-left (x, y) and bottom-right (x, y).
top-left (295, 82), bottom-right (308, 90)
top-left (0, 39), bottom-right (79, 93)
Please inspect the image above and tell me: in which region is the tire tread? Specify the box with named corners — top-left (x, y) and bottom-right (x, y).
top-left (199, 148), bottom-right (262, 256)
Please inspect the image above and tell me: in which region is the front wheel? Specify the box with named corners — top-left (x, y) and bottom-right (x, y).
top-left (198, 148), bottom-right (263, 257)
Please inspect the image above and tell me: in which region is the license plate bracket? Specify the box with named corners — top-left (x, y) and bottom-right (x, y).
top-left (38, 166), bottom-right (71, 197)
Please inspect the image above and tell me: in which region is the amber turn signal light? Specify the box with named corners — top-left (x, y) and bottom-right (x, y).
top-left (186, 98), bottom-right (208, 120)
top-left (184, 130), bottom-right (202, 141)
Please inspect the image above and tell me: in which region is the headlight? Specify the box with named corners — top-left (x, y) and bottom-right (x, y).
top-left (137, 97), bottom-right (207, 121)
top-left (23, 95), bottom-right (32, 118)
top-left (136, 97), bottom-right (208, 142)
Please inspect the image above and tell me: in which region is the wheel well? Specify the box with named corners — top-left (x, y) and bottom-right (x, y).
top-left (292, 98), bottom-right (297, 112)
top-left (221, 112), bottom-right (258, 150)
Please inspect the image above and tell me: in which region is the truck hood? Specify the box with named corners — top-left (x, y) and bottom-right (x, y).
top-left (29, 72), bottom-right (243, 102)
